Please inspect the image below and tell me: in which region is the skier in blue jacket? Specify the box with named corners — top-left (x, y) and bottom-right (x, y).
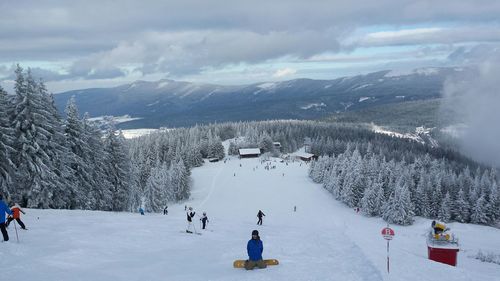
top-left (0, 194), bottom-right (13, 241)
top-left (245, 230), bottom-right (266, 270)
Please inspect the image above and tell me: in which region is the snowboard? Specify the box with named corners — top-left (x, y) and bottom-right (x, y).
top-left (233, 259), bottom-right (279, 268)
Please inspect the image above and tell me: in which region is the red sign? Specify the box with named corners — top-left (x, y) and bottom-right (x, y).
top-left (381, 227), bottom-right (395, 240)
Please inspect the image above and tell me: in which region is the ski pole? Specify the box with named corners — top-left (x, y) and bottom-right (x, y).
top-left (14, 220), bottom-right (19, 243)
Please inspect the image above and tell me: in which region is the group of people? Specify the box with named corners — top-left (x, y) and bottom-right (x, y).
top-left (185, 206), bottom-right (209, 233)
top-left (187, 207), bottom-right (268, 270)
top-left (3, 191), bottom-right (268, 270)
top-left (137, 203), bottom-right (268, 270)
top-left (137, 205), bottom-right (168, 216)
top-left (0, 194), bottom-right (27, 242)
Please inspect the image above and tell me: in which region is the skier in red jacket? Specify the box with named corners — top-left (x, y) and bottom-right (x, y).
top-left (6, 203), bottom-right (27, 230)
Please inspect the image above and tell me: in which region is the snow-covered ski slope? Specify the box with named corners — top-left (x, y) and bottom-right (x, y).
top-left (2, 148), bottom-right (500, 280)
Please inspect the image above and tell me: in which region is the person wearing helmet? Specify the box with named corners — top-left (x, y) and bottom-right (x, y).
top-left (245, 230), bottom-right (266, 270)
top-left (200, 212), bottom-right (209, 230)
top-left (186, 207), bottom-right (196, 233)
top-left (6, 203), bottom-right (27, 230)
top-left (0, 194), bottom-right (13, 241)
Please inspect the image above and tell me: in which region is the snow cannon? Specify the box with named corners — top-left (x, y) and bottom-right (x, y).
top-left (427, 220), bottom-right (459, 266)
top-left (431, 221), bottom-right (450, 241)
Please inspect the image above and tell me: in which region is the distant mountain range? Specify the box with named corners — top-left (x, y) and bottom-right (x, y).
top-left (53, 67), bottom-right (468, 129)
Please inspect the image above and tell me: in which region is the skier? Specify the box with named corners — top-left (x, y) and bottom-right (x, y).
top-left (200, 212), bottom-right (209, 230)
top-left (186, 207), bottom-right (196, 233)
top-left (0, 194), bottom-right (13, 241)
top-left (200, 212), bottom-right (209, 229)
top-left (139, 207), bottom-right (145, 215)
top-left (245, 230), bottom-right (266, 270)
top-left (5, 203), bottom-right (27, 230)
top-left (163, 205), bottom-right (168, 215)
top-left (257, 210), bottom-right (265, 225)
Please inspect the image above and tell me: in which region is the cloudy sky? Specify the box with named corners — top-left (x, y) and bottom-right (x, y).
top-left (1, 0), bottom-right (500, 93)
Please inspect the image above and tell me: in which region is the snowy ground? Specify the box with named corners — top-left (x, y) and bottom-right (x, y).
top-left (121, 128), bottom-right (159, 139)
top-left (1, 147), bottom-right (500, 280)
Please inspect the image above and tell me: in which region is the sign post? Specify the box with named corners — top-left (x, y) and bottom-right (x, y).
top-left (381, 225), bottom-right (395, 274)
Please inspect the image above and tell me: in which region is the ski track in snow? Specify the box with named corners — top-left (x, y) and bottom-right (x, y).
top-left (1, 144), bottom-right (500, 280)
top-left (194, 161), bottom-right (225, 211)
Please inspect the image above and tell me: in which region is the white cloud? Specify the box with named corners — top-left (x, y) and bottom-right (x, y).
top-left (273, 68), bottom-right (297, 78)
top-left (348, 26), bottom-right (500, 48)
top-left (2, 0), bottom-right (500, 90)
top-left (442, 51), bottom-right (500, 167)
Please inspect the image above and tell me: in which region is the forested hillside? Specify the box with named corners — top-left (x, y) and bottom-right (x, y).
top-left (2, 67), bottom-right (497, 228)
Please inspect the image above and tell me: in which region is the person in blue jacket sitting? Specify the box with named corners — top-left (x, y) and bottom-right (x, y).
top-left (245, 230), bottom-right (266, 270)
top-left (0, 194), bottom-right (13, 241)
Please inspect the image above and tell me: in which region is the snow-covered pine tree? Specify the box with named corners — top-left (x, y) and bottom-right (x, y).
top-left (259, 134), bottom-right (274, 153)
top-left (311, 156), bottom-right (328, 183)
top-left (228, 141), bottom-right (239, 155)
top-left (488, 181), bottom-right (500, 223)
top-left (127, 160), bottom-right (142, 212)
top-left (453, 188), bottom-right (470, 223)
top-left (82, 114), bottom-right (114, 210)
top-left (37, 83), bottom-right (72, 209)
top-left (438, 192), bottom-right (452, 222)
top-left (209, 137), bottom-right (225, 160)
top-left (382, 175), bottom-right (414, 225)
top-left (429, 174), bottom-right (443, 218)
top-left (144, 161), bottom-right (170, 212)
top-left (104, 127), bottom-right (131, 211)
top-left (187, 145), bottom-right (204, 168)
top-left (64, 97), bottom-right (96, 209)
top-left (10, 67), bottom-right (59, 207)
top-left (414, 174), bottom-right (430, 217)
top-left (170, 159), bottom-right (190, 201)
top-left (360, 179), bottom-right (376, 216)
top-left (361, 177), bottom-right (385, 216)
top-left (471, 194), bottom-right (489, 225)
top-left (341, 148), bottom-right (365, 207)
top-left (0, 86), bottom-right (14, 196)
top-left (374, 179), bottom-right (386, 216)
top-left (199, 132), bottom-right (211, 158)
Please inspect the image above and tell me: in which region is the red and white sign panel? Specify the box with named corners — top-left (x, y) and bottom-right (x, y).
top-left (381, 227), bottom-right (395, 240)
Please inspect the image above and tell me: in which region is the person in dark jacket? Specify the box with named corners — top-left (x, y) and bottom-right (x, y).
top-left (200, 212), bottom-right (209, 230)
top-left (257, 210), bottom-right (265, 225)
top-left (245, 230), bottom-right (266, 270)
top-left (163, 205), bottom-right (168, 215)
top-left (0, 194), bottom-right (13, 241)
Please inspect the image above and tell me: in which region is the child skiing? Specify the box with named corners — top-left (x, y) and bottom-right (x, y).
top-left (200, 212), bottom-right (209, 230)
top-left (186, 207), bottom-right (196, 233)
top-left (139, 207), bottom-right (145, 215)
top-left (257, 210), bottom-right (265, 225)
top-left (0, 194), bottom-right (13, 241)
top-left (163, 205), bottom-right (168, 215)
top-left (245, 230), bottom-right (266, 270)
top-left (6, 203), bottom-right (27, 230)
